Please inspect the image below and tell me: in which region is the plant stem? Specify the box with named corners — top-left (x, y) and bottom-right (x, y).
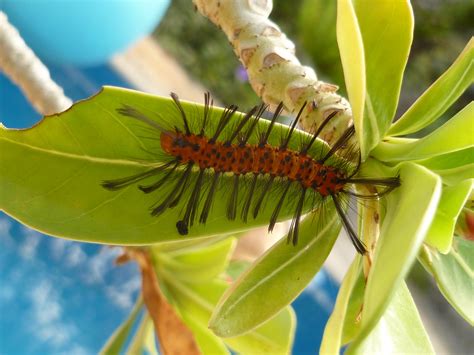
top-left (193, 0), bottom-right (354, 144)
top-left (358, 186), bottom-right (381, 279)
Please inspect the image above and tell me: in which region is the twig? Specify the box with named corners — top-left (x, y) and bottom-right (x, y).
top-left (193, 0), bottom-right (353, 143)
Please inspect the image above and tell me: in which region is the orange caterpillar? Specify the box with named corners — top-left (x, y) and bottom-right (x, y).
top-left (103, 93), bottom-right (400, 254)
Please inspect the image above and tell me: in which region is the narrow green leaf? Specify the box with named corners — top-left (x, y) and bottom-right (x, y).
top-left (414, 147), bottom-right (474, 186)
top-left (390, 38), bottom-right (474, 136)
top-left (336, 0), bottom-right (367, 156)
top-left (419, 238), bottom-right (474, 325)
top-left (126, 314), bottom-right (157, 355)
top-left (155, 238), bottom-right (236, 283)
top-left (320, 257), bottom-right (362, 353)
top-left (351, 163), bottom-right (441, 345)
top-left (373, 102), bottom-right (474, 162)
top-left (0, 86), bottom-right (334, 244)
top-left (163, 276), bottom-right (295, 354)
top-left (354, 0), bottom-right (414, 156)
top-left (210, 206), bottom-right (340, 337)
top-left (347, 282), bottom-right (434, 354)
top-left (99, 296), bottom-right (143, 355)
top-left (341, 267), bottom-right (366, 345)
top-left (426, 180), bottom-right (473, 253)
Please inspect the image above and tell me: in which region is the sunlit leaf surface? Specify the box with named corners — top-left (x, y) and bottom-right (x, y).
top-left (426, 180), bottom-right (473, 253)
top-left (420, 238), bottom-right (474, 325)
top-left (209, 206), bottom-right (340, 337)
top-left (373, 102), bottom-right (474, 162)
top-left (337, 0), bottom-right (366, 156)
top-left (354, 0), bottom-right (413, 156)
top-left (390, 38), bottom-right (474, 136)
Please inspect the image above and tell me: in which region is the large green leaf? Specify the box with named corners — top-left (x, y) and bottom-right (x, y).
top-left (347, 282), bottom-right (434, 354)
top-left (336, 0), bottom-right (366, 155)
top-left (389, 38), bottom-right (474, 136)
top-left (350, 163), bottom-right (441, 346)
top-left (354, 0), bottom-right (413, 157)
top-left (420, 238), bottom-right (474, 325)
top-left (209, 206), bottom-right (340, 337)
top-left (426, 180), bottom-right (473, 253)
top-left (373, 102), bottom-right (474, 162)
top-left (0, 86), bottom-right (335, 244)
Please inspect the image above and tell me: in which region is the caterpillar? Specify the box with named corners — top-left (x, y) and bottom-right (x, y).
top-left (102, 93), bottom-right (400, 254)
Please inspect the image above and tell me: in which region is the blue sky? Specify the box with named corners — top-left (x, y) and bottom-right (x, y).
top-left (0, 213), bottom-right (140, 354)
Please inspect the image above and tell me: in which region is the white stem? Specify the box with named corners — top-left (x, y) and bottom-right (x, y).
top-left (193, 0), bottom-right (353, 143)
top-left (0, 11), bottom-right (72, 116)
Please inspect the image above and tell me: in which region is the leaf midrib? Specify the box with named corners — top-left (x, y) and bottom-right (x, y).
top-left (0, 136), bottom-right (151, 167)
top-left (222, 213), bottom-right (338, 317)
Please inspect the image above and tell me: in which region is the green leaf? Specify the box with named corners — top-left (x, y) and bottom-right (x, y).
top-left (426, 180), bottom-right (473, 253)
top-left (209, 206), bottom-right (340, 337)
top-left (347, 282), bottom-right (434, 354)
top-left (341, 267), bottom-right (366, 345)
top-left (420, 238), bottom-right (474, 325)
top-left (414, 147), bottom-right (474, 186)
top-left (337, 0), bottom-right (366, 155)
top-left (389, 38), bottom-right (474, 136)
top-left (225, 306), bottom-right (296, 355)
top-left (351, 163), bottom-right (441, 346)
top-left (155, 238), bottom-right (236, 283)
top-left (179, 313), bottom-right (229, 355)
top-left (354, 0), bottom-right (414, 156)
top-left (99, 296), bottom-right (143, 355)
top-left (0, 86), bottom-right (334, 244)
top-left (320, 257), bottom-right (362, 353)
top-left (126, 314), bottom-right (157, 355)
top-left (162, 276), bottom-right (295, 354)
top-left (373, 102), bottom-right (474, 162)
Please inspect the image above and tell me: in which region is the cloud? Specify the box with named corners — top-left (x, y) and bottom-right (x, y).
top-left (49, 238), bottom-right (87, 267)
top-left (19, 227), bottom-right (42, 260)
top-left (105, 276), bottom-right (141, 310)
top-left (28, 279), bottom-right (76, 347)
top-left (49, 238), bottom-right (69, 260)
top-left (65, 244), bottom-right (87, 267)
top-left (84, 247), bottom-right (122, 284)
top-left (31, 281), bottom-right (62, 324)
top-left (63, 343), bottom-right (91, 355)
